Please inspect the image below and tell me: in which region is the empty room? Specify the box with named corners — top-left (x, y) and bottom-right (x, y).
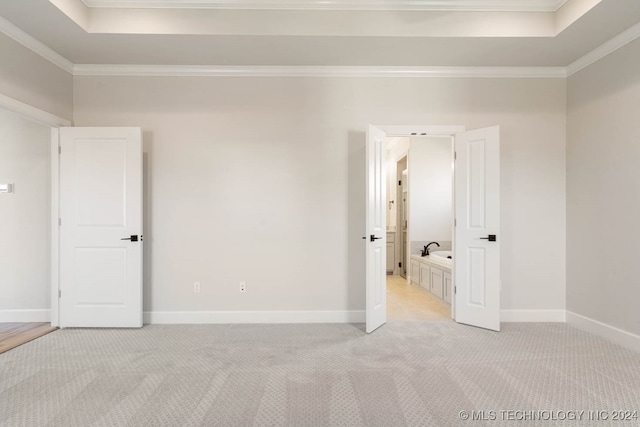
top-left (1, 0), bottom-right (640, 425)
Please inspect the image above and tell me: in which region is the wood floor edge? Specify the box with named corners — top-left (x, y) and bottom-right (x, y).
top-left (0, 326), bottom-right (59, 355)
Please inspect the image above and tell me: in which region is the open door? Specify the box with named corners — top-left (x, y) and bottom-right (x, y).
top-left (365, 125), bottom-right (387, 333)
top-left (59, 127), bottom-right (143, 327)
top-left (454, 126), bottom-right (500, 331)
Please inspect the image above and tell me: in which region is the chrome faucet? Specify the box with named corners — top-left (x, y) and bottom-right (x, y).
top-left (421, 241), bottom-right (440, 256)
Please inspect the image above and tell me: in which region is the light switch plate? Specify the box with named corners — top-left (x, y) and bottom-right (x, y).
top-left (0, 183), bottom-right (13, 193)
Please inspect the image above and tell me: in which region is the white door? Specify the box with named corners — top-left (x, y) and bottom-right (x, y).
top-left (454, 126), bottom-right (500, 331)
top-left (59, 127), bottom-right (143, 328)
top-left (365, 125), bottom-right (387, 333)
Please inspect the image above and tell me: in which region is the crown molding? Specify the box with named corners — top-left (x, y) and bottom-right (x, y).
top-left (0, 16), bottom-right (74, 74)
top-left (0, 93), bottom-right (72, 127)
top-left (73, 64), bottom-right (567, 78)
top-left (566, 21), bottom-right (640, 77)
top-left (3, 3), bottom-right (639, 81)
top-left (81, 0), bottom-right (569, 12)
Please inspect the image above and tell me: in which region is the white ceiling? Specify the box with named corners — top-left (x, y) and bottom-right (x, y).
top-left (0, 0), bottom-right (639, 68)
top-left (79, 0), bottom-right (569, 12)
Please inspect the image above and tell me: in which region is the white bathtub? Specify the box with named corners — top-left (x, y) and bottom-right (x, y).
top-left (429, 250), bottom-right (452, 266)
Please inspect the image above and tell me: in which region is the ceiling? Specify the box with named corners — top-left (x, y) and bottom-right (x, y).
top-left (0, 0), bottom-right (639, 68)
top-left (79, 0), bottom-right (570, 12)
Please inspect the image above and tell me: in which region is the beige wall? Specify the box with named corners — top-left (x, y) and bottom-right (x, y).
top-left (408, 136), bottom-right (453, 248)
top-left (0, 108), bottom-right (51, 312)
top-left (567, 38), bottom-right (640, 335)
top-left (0, 33), bottom-right (73, 120)
top-left (73, 75), bottom-right (567, 315)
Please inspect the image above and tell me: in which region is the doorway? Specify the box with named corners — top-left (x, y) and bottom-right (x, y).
top-left (0, 106), bottom-right (60, 351)
top-left (365, 125), bottom-right (501, 333)
top-left (386, 136), bottom-right (454, 322)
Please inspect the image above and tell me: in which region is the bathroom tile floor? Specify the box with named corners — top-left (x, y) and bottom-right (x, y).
top-left (386, 275), bottom-right (451, 321)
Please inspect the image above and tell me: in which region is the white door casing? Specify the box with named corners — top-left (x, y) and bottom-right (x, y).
top-left (365, 125), bottom-right (387, 333)
top-left (454, 126), bottom-right (501, 331)
top-left (59, 127), bottom-right (143, 328)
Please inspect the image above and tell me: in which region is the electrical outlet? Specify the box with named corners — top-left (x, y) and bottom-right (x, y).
top-left (240, 281), bottom-right (246, 293)
top-left (193, 282), bottom-right (201, 293)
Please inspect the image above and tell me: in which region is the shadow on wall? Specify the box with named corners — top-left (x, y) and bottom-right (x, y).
top-left (569, 41), bottom-right (640, 109)
top-left (347, 130), bottom-right (366, 314)
top-left (142, 131), bottom-right (153, 314)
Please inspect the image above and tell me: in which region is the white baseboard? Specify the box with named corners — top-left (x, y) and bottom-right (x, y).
top-left (144, 310), bottom-right (366, 325)
top-left (0, 309), bottom-right (51, 322)
top-left (501, 309), bottom-right (566, 322)
top-left (566, 311), bottom-right (640, 353)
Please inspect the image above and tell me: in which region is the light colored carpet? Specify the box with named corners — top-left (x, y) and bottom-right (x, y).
top-left (1, 322), bottom-right (640, 426)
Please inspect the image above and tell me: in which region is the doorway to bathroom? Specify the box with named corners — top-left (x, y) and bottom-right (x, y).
top-left (365, 125), bottom-right (501, 334)
top-left (385, 136), bottom-right (454, 322)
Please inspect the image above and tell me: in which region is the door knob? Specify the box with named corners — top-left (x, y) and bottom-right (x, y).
top-left (479, 234), bottom-right (497, 242)
top-left (370, 235), bottom-right (383, 242)
top-left (121, 235), bottom-right (139, 242)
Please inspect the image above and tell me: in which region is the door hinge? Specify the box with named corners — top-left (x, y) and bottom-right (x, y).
top-left (454, 218), bottom-right (456, 227)
top-left (58, 218), bottom-right (61, 226)
top-left (58, 146), bottom-right (61, 155)
top-left (58, 290), bottom-right (61, 298)
top-left (454, 152), bottom-right (457, 160)
top-left (398, 180), bottom-right (402, 186)
top-left (399, 262), bottom-right (402, 268)
top-left (454, 286), bottom-right (457, 294)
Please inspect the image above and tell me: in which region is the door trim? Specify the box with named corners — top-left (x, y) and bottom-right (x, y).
top-left (50, 129), bottom-right (60, 327)
top-left (378, 125), bottom-right (465, 137)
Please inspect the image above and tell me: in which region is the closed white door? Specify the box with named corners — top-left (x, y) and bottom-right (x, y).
top-left (365, 125), bottom-right (387, 333)
top-left (59, 127), bottom-right (143, 328)
top-left (454, 126), bottom-right (500, 331)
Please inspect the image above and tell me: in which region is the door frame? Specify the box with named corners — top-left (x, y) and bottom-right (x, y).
top-left (396, 155), bottom-right (407, 278)
top-left (0, 93), bottom-right (71, 328)
top-left (372, 125), bottom-right (465, 323)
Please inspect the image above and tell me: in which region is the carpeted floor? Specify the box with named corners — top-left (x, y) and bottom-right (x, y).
top-left (1, 322), bottom-right (639, 426)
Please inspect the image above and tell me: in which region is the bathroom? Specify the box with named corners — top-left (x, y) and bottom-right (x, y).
top-left (385, 135), bottom-right (454, 320)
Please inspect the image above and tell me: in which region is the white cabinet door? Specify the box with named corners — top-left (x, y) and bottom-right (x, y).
top-left (410, 260), bottom-right (420, 285)
top-left (454, 126), bottom-right (501, 331)
top-left (365, 125), bottom-right (387, 333)
top-left (386, 242), bottom-right (395, 273)
top-left (430, 267), bottom-right (444, 298)
top-left (59, 127), bottom-right (143, 328)
top-left (444, 271), bottom-right (452, 304)
top-left (419, 263), bottom-right (430, 290)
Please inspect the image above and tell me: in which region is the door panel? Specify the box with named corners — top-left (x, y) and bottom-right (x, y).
top-left (430, 267), bottom-right (444, 299)
top-left (60, 127), bottom-right (143, 328)
top-left (74, 247), bottom-right (127, 304)
top-left (454, 126), bottom-right (500, 331)
top-left (419, 263), bottom-right (430, 290)
top-left (444, 272), bottom-right (452, 304)
top-left (365, 125), bottom-right (387, 333)
top-left (75, 139), bottom-right (127, 226)
top-left (410, 260), bottom-right (420, 285)
top-left (468, 247), bottom-right (487, 306)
